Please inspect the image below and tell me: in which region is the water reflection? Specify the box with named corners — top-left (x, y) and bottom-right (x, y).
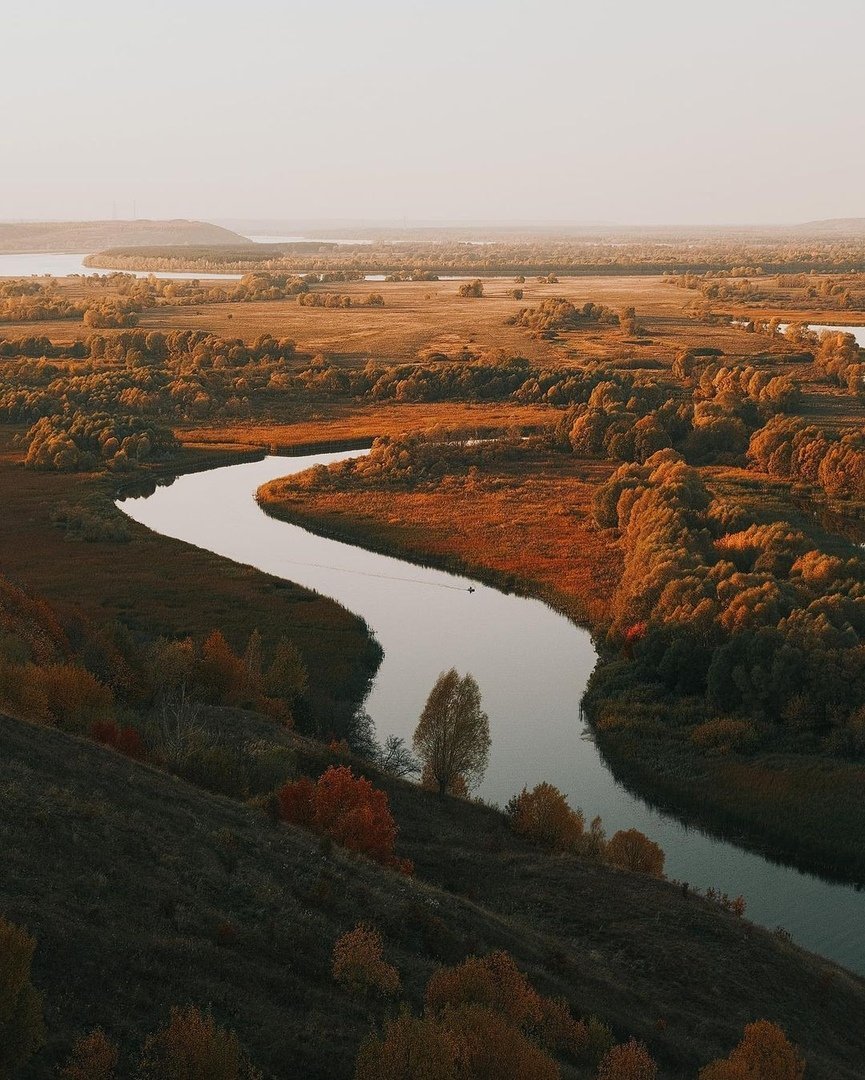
top-left (118, 451), bottom-right (865, 973)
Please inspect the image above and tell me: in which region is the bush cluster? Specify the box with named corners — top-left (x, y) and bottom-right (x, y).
top-left (277, 765), bottom-right (412, 873)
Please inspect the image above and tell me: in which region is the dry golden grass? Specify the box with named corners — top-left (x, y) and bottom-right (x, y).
top-left (179, 401), bottom-right (556, 452)
top-left (0, 273), bottom-right (797, 368)
top-left (260, 451), bottom-right (620, 627)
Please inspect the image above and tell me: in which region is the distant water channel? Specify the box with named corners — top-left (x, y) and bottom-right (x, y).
top-left (0, 250), bottom-right (473, 283)
top-left (777, 322), bottom-right (865, 347)
top-left (0, 251), bottom-right (244, 281)
top-left (118, 450), bottom-right (865, 975)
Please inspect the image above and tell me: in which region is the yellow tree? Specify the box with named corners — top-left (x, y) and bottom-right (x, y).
top-left (413, 669), bottom-right (490, 796)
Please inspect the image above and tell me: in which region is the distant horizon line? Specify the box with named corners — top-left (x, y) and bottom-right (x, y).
top-left (2, 215), bottom-right (864, 231)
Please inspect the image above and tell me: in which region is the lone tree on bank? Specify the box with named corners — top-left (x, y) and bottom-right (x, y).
top-left (413, 669), bottom-right (490, 795)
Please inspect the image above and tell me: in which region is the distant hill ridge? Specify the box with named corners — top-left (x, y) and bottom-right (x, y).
top-left (791, 217), bottom-right (865, 237)
top-left (0, 219), bottom-right (249, 253)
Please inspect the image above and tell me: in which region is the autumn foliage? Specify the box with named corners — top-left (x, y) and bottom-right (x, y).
top-left (425, 951), bottom-right (589, 1058)
top-left (356, 950), bottom-right (598, 1080)
top-left (90, 720), bottom-right (147, 760)
top-left (61, 1028), bottom-right (119, 1080)
top-left (277, 766), bottom-right (412, 872)
top-left (698, 1020), bottom-right (805, 1080)
top-left (507, 782), bottom-right (585, 852)
top-left (605, 829), bottom-right (666, 878)
top-left (597, 1037), bottom-right (658, 1080)
top-left (506, 783), bottom-right (669, 877)
top-left (332, 924), bottom-right (400, 997)
top-left (139, 1005), bottom-right (258, 1080)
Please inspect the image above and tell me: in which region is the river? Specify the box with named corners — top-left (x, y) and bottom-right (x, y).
top-left (118, 450), bottom-right (865, 975)
top-left (0, 249), bottom-right (473, 282)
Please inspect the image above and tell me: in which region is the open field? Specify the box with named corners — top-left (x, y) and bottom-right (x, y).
top-left (260, 448), bottom-right (619, 626)
top-left (0, 272), bottom-right (805, 363)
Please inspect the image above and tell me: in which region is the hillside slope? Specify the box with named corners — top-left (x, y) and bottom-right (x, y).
top-left (0, 219), bottom-right (248, 253)
top-left (2, 709), bottom-right (864, 1079)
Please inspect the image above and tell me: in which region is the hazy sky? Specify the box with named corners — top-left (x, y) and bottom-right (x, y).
top-left (4, 0), bottom-right (864, 225)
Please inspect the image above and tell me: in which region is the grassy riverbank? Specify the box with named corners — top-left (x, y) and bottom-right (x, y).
top-left (0, 426), bottom-right (381, 733)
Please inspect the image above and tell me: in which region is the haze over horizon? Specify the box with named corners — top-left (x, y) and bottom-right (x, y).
top-left (4, 0), bottom-right (864, 226)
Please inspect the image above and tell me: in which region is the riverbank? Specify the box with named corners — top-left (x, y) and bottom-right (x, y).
top-left (257, 449), bottom-right (865, 888)
top-left (0, 427), bottom-right (381, 735)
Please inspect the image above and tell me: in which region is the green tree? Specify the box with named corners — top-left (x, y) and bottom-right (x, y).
top-left (413, 669), bottom-right (490, 796)
top-left (264, 636), bottom-right (308, 704)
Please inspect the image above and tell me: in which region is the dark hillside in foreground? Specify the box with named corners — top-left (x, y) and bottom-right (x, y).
top-left (3, 709), bottom-right (865, 1079)
top-left (0, 219), bottom-right (248, 253)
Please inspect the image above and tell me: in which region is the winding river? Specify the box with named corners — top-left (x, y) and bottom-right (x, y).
top-left (118, 450), bottom-right (865, 976)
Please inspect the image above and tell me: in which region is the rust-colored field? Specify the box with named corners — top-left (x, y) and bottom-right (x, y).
top-left (179, 401), bottom-right (557, 452)
top-left (260, 451), bottom-right (620, 627)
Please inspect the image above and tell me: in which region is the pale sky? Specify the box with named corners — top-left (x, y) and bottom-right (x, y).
top-left (3, 0), bottom-right (863, 226)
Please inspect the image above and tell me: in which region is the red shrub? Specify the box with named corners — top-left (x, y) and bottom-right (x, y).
top-left (277, 766), bottom-right (411, 873)
top-left (89, 720), bottom-right (146, 761)
top-left (276, 775), bottom-right (316, 830)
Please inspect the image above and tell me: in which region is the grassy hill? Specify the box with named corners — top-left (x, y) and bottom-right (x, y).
top-left (3, 707), bottom-right (865, 1078)
top-left (0, 219), bottom-right (248, 254)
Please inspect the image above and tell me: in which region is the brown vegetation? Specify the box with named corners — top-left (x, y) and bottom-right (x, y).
top-left (277, 765), bottom-right (412, 873)
top-left (2, 257), bottom-right (865, 1075)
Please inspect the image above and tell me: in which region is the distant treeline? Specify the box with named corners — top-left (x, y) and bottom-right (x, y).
top-left (2, 324), bottom-right (856, 473)
top-left (85, 239), bottom-right (865, 277)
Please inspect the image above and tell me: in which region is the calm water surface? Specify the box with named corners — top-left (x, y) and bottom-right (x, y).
top-left (0, 250), bottom-right (481, 283)
top-left (118, 451), bottom-right (865, 975)
top-left (0, 251), bottom-right (243, 281)
top-left (805, 323), bottom-right (865, 347)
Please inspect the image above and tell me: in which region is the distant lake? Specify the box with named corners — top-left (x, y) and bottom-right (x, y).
top-left (248, 234), bottom-right (374, 246)
top-left (0, 252), bottom-right (242, 281)
top-left (0, 248), bottom-right (481, 283)
top-left (119, 450), bottom-right (865, 976)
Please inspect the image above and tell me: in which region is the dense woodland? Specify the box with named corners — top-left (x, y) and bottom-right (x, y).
top-left (86, 236), bottom-right (865, 277)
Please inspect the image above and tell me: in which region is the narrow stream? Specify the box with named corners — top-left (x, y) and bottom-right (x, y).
top-left (117, 450), bottom-right (865, 975)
